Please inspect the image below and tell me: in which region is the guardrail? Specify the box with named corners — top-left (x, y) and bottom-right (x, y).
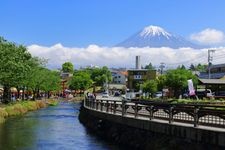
top-left (84, 98), bottom-right (225, 128)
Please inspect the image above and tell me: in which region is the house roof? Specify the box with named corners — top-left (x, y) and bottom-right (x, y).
top-left (119, 71), bottom-right (128, 77)
top-left (209, 63), bottom-right (225, 69)
top-left (199, 78), bottom-right (225, 85)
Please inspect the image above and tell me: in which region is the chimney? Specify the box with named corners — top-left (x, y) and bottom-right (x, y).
top-left (135, 56), bottom-right (141, 69)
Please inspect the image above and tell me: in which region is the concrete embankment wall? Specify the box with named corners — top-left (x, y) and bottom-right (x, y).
top-left (79, 105), bottom-right (225, 150)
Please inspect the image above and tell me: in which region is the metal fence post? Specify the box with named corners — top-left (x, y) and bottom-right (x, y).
top-left (106, 100), bottom-right (109, 112)
top-left (134, 103), bottom-right (138, 118)
top-left (149, 105), bottom-right (153, 120)
top-left (113, 101), bottom-right (116, 114)
top-left (122, 100), bottom-right (125, 116)
top-left (194, 107), bottom-right (199, 127)
top-left (96, 99), bottom-right (98, 110)
top-left (100, 100), bottom-right (103, 111)
top-left (169, 106), bottom-right (173, 124)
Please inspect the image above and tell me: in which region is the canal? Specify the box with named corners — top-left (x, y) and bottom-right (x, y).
top-left (0, 102), bottom-right (120, 150)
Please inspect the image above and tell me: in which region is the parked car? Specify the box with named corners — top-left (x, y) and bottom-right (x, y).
top-left (154, 91), bottom-right (162, 98)
top-left (114, 91), bottom-right (120, 97)
top-left (196, 89), bottom-right (214, 99)
top-left (102, 91), bottom-right (109, 98)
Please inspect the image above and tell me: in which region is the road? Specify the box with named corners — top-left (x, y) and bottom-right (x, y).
top-left (96, 95), bottom-right (122, 101)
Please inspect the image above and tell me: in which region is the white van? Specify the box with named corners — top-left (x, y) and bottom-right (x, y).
top-left (196, 89), bottom-right (214, 99)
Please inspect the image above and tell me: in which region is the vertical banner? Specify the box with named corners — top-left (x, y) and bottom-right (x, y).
top-left (188, 79), bottom-right (195, 96)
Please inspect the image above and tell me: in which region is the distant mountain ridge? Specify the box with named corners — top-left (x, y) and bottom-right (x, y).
top-left (117, 25), bottom-right (203, 49)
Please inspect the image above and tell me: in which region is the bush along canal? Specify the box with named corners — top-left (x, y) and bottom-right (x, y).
top-left (0, 101), bottom-right (121, 150)
top-left (0, 99), bottom-right (58, 124)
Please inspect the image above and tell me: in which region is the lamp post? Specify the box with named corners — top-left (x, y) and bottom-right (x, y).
top-left (159, 62), bottom-right (165, 75)
top-left (208, 50), bottom-right (216, 79)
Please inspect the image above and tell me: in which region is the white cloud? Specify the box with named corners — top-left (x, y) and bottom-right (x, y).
top-left (190, 28), bottom-right (225, 45)
top-left (28, 44), bottom-right (225, 69)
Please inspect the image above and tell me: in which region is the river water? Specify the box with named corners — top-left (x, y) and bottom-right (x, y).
top-left (0, 102), bottom-right (119, 150)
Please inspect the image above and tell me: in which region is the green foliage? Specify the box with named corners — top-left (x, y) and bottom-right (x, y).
top-left (89, 66), bottom-right (112, 86)
top-left (0, 108), bottom-right (8, 117)
top-left (165, 68), bottom-right (198, 98)
top-left (141, 80), bottom-right (157, 97)
top-left (177, 64), bottom-right (186, 70)
top-left (144, 62), bottom-right (155, 70)
top-left (196, 63), bottom-right (207, 72)
top-left (0, 37), bottom-right (59, 102)
top-left (156, 75), bottom-right (166, 91)
top-left (0, 38), bottom-right (33, 102)
top-left (188, 63), bottom-right (207, 72)
top-left (26, 67), bottom-right (61, 99)
top-left (47, 99), bottom-right (59, 106)
top-left (62, 62), bottom-right (74, 73)
top-left (69, 71), bottom-right (93, 91)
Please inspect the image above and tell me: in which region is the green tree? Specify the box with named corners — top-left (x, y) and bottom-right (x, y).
top-left (177, 64), bottom-right (186, 70)
top-left (69, 71), bottom-right (92, 92)
top-left (26, 67), bottom-right (47, 100)
top-left (189, 64), bottom-right (195, 71)
top-left (90, 66), bottom-right (112, 86)
top-left (62, 62), bottom-right (74, 73)
top-left (40, 70), bottom-right (61, 98)
top-left (156, 75), bottom-right (166, 91)
top-left (144, 63), bottom-right (155, 70)
top-left (165, 69), bottom-right (198, 98)
top-left (196, 63), bottom-right (207, 72)
top-left (0, 38), bottom-right (32, 103)
top-left (141, 80), bottom-right (157, 97)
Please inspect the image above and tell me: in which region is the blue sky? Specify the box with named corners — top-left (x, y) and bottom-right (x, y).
top-left (1, 0), bottom-right (225, 47)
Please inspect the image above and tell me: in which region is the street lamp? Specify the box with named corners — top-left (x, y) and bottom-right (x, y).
top-left (208, 49), bottom-right (216, 79)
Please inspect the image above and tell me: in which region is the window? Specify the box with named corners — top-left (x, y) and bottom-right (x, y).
top-left (134, 75), bottom-right (142, 79)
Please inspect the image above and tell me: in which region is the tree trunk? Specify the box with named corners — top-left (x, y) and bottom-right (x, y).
top-left (47, 91), bottom-right (50, 99)
top-left (3, 85), bottom-right (11, 104)
top-left (22, 87), bottom-right (25, 100)
top-left (16, 86), bottom-right (20, 99)
top-left (37, 88), bottom-right (40, 99)
top-left (33, 90), bottom-right (36, 100)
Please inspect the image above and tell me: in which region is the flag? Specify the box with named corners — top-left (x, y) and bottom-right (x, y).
top-left (188, 79), bottom-right (195, 96)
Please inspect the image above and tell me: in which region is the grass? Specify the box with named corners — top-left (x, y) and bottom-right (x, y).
top-left (46, 99), bottom-right (59, 106)
top-left (0, 99), bottom-right (58, 124)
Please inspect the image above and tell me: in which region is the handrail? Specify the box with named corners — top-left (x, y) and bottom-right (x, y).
top-left (84, 97), bottom-right (225, 129)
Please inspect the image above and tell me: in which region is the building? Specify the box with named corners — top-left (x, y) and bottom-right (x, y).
top-left (199, 63), bottom-right (225, 79)
top-left (198, 78), bottom-right (225, 98)
top-left (127, 56), bottom-right (157, 91)
top-left (127, 69), bottom-right (157, 91)
top-left (111, 70), bottom-right (127, 84)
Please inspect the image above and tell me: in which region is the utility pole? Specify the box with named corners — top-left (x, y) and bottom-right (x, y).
top-left (208, 49), bottom-right (216, 79)
top-left (159, 62), bottom-right (165, 74)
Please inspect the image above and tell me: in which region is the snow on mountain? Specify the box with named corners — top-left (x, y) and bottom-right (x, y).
top-left (117, 25), bottom-right (203, 49)
top-left (140, 25), bottom-right (171, 39)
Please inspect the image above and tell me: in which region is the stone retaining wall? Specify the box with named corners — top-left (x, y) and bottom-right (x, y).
top-left (79, 105), bottom-right (225, 150)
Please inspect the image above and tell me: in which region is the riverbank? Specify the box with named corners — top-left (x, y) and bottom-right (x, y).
top-left (0, 99), bottom-right (58, 124)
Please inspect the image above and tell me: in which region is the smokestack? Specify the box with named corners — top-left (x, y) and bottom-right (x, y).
top-left (136, 56), bottom-right (141, 69)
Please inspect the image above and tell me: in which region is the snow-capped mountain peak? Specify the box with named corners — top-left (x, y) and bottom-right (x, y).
top-left (116, 25), bottom-right (203, 48)
top-left (140, 25), bottom-right (171, 39)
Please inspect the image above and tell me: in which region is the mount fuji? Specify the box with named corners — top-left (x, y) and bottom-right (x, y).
top-left (117, 25), bottom-right (202, 49)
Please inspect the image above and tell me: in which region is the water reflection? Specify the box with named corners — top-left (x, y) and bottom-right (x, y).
top-left (0, 102), bottom-right (119, 150)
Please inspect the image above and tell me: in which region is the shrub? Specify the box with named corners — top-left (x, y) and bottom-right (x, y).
top-left (36, 100), bottom-right (47, 108)
top-left (0, 117), bottom-right (5, 123)
top-left (47, 99), bottom-right (58, 106)
top-left (0, 108), bottom-right (8, 117)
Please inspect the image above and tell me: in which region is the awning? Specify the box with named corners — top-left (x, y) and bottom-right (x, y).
top-left (199, 79), bottom-right (225, 85)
